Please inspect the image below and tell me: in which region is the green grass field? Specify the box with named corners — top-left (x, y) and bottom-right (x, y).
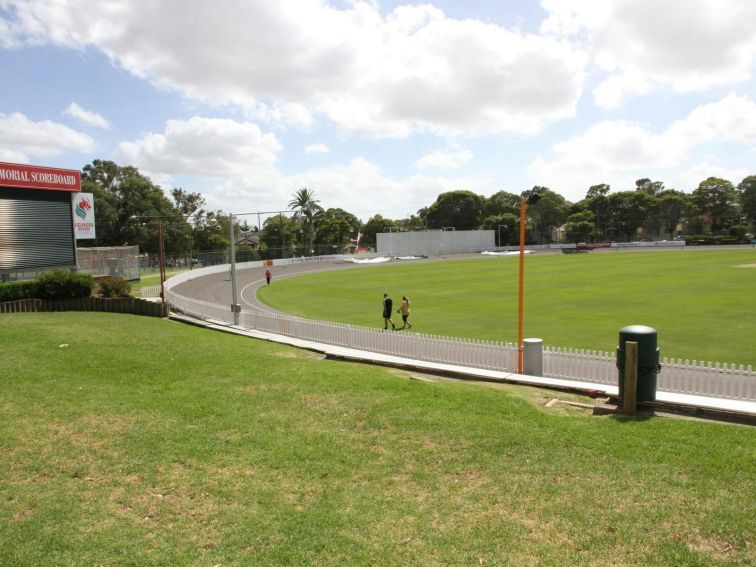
top-left (1, 313), bottom-right (754, 565)
top-left (258, 249), bottom-right (756, 365)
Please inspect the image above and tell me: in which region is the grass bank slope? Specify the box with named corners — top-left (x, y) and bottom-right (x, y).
top-left (1, 313), bottom-right (754, 565)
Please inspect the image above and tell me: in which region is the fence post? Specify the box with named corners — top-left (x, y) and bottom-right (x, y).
top-left (523, 338), bottom-right (544, 376)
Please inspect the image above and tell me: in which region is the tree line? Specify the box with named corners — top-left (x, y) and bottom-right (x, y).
top-left (80, 160), bottom-right (756, 257)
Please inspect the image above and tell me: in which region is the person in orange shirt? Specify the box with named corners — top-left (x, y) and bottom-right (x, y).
top-left (397, 295), bottom-right (412, 329)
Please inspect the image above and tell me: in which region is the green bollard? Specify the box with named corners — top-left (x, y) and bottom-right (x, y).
top-left (616, 325), bottom-right (661, 402)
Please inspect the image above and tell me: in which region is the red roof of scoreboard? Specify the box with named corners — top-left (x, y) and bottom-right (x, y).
top-left (0, 162), bottom-right (81, 192)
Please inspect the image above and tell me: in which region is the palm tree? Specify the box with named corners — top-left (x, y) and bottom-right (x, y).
top-left (288, 187), bottom-right (323, 255)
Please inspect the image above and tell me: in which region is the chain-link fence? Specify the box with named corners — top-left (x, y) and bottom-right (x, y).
top-left (77, 246), bottom-right (140, 281)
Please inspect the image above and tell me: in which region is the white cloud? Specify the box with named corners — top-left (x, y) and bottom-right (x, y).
top-left (670, 93), bottom-right (756, 144)
top-left (676, 161), bottom-right (749, 191)
top-left (541, 0), bottom-right (756, 108)
top-left (112, 117), bottom-right (480, 220)
top-left (116, 117), bottom-right (282, 178)
top-left (209, 156), bottom-right (489, 222)
top-left (1, 0), bottom-right (588, 136)
top-left (63, 102), bottom-right (109, 128)
top-left (0, 112), bottom-right (95, 161)
top-left (415, 146), bottom-right (473, 169)
top-left (305, 143), bottom-right (330, 154)
top-left (529, 93), bottom-right (756, 200)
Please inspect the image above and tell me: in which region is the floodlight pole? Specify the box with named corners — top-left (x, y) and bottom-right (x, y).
top-left (517, 192), bottom-right (540, 373)
top-left (229, 213), bottom-right (240, 325)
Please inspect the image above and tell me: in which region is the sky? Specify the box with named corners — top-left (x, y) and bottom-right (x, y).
top-left (1, 0), bottom-right (755, 224)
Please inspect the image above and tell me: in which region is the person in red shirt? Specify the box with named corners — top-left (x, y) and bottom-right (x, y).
top-left (265, 268), bottom-right (272, 285)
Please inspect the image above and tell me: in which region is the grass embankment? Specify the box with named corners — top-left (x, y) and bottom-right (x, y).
top-left (1, 313), bottom-right (754, 565)
top-left (259, 249), bottom-right (756, 365)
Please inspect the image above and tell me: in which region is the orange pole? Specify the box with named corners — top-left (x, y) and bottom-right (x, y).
top-left (517, 196), bottom-right (526, 373)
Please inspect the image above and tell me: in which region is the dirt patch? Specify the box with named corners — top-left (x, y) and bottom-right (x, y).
top-left (270, 350), bottom-right (324, 360)
top-left (734, 264), bottom-right (756, 268)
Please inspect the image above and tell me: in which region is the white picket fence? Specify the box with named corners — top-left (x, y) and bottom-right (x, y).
top-left (164, 265), bottom-right (756, 404)
top-left (139, 284), bottom-right (161, 298)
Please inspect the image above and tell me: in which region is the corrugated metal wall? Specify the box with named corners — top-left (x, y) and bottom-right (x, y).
top-left (0, 188), bottom-right (76, 272)
top-left (377, 230), bottom-right (495, 256)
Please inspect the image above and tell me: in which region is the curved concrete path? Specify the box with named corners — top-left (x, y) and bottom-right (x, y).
top-left (171, 254), bottom-right (483, 314)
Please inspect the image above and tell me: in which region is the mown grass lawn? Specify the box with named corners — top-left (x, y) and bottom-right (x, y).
top-left (1, 313), bottom-right (754, 566)
top-left (259, 249), bottom-right (756, 365)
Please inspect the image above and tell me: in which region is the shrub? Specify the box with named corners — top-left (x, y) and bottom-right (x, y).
top-left (35, 270), bottom-right (94, 300)
top-left (683, 235), bottom-right (716, 245)
top-left (97, 276), bottom-right (132, 298)
top-left (728, 225), bottom-right (748, 241)
top-left (0, 280), bottom-right (38, 302)
top-left (714, 235), bottom-right (741, 245)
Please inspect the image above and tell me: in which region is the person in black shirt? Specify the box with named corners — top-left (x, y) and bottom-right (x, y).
top-left (382, 293), bottom-right (396, 330)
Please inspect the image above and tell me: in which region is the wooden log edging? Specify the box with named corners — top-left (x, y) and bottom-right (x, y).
top-left (0, 297), bottom-right (169, 317)
top-left (0, 298), bottom-right (43, 313)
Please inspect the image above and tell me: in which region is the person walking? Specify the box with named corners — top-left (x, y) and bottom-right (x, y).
top-left (382, 293), bottom-right (396, 330)
top-left (265, 268), bottom-right (272, 285)
top-left (397, 295), bottom-right (412, 329)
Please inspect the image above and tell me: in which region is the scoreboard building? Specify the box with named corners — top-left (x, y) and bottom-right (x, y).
top-left (0, 161), bottom-right (89, 280)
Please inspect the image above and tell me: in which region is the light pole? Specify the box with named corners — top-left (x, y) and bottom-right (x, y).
top-left (517, 192), bottom-right (540, 373)
top-left (229, 213), bottom-right (240, 325)
top-left (130, 215), bottom-right (168, 303)
top-left (227, 209), bottom-right (296, 325)
top-left (497, 224), bottom-right (509, 249)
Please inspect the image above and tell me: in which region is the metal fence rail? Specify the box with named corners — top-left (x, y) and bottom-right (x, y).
top-left (239, 310), bottom-right (518, 372)
top-left (165, 262), bottom-right (756, 404)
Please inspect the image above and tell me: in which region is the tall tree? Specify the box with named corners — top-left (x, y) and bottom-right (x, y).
top-left (480, 213), bottom-right (518, 246)
top-left (425, 190), bottom-right (483, 230)
top-left (261, 214), bottom-right (299, 251)
top-left (572, 192), bottom-right (611, 241)
top-left (635, 178), bottom-right (664, 196)
top-left (526, 187), bottom-right (569, 243)
top-left (288, 187), bottom-right (323, 255)
top-left (315, 208), bottom-right (362, 252)
top-left (171, 187), bottom-right (206, 218)
top-left (737, 175), bottom-right (756, 227)
top-left (607, 191), bottom-right (652, 241)
top-left (190, 210), bottom-right (230, 253)
top-left (80, 160), bottom-right (190, 255)
top-left (564, 210), bottom-right (596, 242)
top-left (586, 184), bottom-right (610, 199)
top-left (651, 190), bottom-right (692, 238)
top-left (692, 177), bottom-right (739, 232)
top-left (361, 215), bottom-right (398, 248)
top-left (480, 190), bottom-right (519, 219)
